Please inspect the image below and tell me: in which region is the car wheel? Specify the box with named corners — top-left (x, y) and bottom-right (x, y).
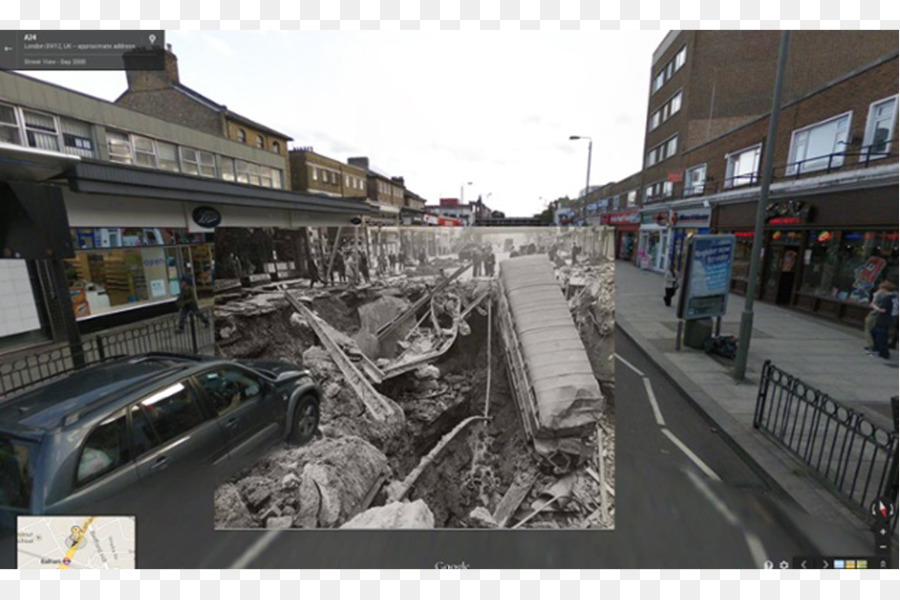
top-left (288, 395), bottom-right (320, 446)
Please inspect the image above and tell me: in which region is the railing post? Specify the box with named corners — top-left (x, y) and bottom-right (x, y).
top-left (754, 360), bottom-right (771, 429)
top-left (189, 312), bottom-right (199, 354)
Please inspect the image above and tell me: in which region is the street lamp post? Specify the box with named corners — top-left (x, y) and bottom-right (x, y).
top-left (460, 181), bottom-right (473, 203)
top-left (569, 135), bottom-right (592, 225)
top-left (733, 31), bottom-right (791, 381)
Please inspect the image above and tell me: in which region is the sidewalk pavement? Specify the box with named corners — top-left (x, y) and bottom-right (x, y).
top-left (615, 260), bottom-right (898, 538)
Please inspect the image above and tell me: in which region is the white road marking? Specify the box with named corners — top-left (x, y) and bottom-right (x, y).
top-left (229, 530), bottom-right (281, 569)
top-left (614, 353), bottom-right (645, 378)
top-left (661, 427), bottom-right (721, 482)
top-left (642, 377), bottom-right (666, 427)
top-left (685, 469), bottom-right (769, 568)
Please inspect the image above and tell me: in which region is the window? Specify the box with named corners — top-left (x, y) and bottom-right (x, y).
top-left (61, 118), bottom-right (94, 157)
top-left (272, 141), bottom-right (280, 154)
top-left (670, 90), bottom-right (682, 115)
top-left (862, 95), bottom-right (897, 160)
top-left (77, 412), bottom-right (130, 485)
top-left (644, 180), bottom-right (673, 201)
top-left (133, 135), bottom-right (157, 168)
top-left (684, 164), bottom-right (707, 196)
top-left (653, 70), bottom-right (665, 93)
top-left (649, 111), bottom-right (661, 131)
top-left (665, 136), bottom-right (678, 158)
top-left (256, 134), bottom-right (264, 149)
top-left (647, 135), bottom-right (678, 167)
top-left (107, 131), bottom-right (133, 164)
top-left (800, 231), bottom-right (898, 303)
top-left (0, 103), bottom-right (21, 145)
top-left (271, 168), bottom-right (282, 189)
top-left (311, 166), bottom-right (318, 181)
top-left (237, 129), bottom-right (246, 143)
top-left (345, 175), bottom-right (350, 187)
top-left (157, 141), bottom-right (178, 171)
top-left (136, 382), bottom-right (208, 445)
top-left (627, 190), bottom-right (637, 207)
top-left (236, 160), bottom-right (250, 184)
top-left (675, 46), bottom-right (686, 70)
top-left (181, 148), bottom-right (216, 178)
top-left (725, 144), bottom-right (761, 188)
top-left (22, 109), bottom-right (59, 151)
top-left (787, 112), bottom-right (851, 175)
top-left (197, 368), bottom-right (264, 416)
top-left (219, 156), bottom-right (235, 181)
top-left (259, 164), bottom-right (273, 188)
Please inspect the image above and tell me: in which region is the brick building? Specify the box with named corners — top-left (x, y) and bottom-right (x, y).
top-left (115, 44), bottom-right (292, 175)
top-left (622, 31), bottom-right (897, 327)
top-left (346, 157), bottom-right (406, 224)
top-left (288, 148), bottom-right (368, 198)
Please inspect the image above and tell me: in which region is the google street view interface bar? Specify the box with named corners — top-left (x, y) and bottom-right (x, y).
top-left (0, 29), bottom-right (897, 571)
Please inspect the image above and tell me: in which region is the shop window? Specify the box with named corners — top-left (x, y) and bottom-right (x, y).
top-left (787, 112), bottom-right (851, 175)
top-left (862, 95), bottom-right (897, 160)
top-left (61, 118), bottom-right (95, 158)
top-left (22, 109), bottom-right (59, 151)
top-left (800, 230), bottom-right (899, 304)
top-left (0, 103), bottom-right (21, 145)
top-left (724, 144), bottom-right (761, 188)
top-left (684, 164), bottom-right (707, 196)
top-left (106, 131), bottom-right (133, 164)
top-left (77, 412), bottom-right (130, 486)
top-left (133, 135), bottom-right (158, 168)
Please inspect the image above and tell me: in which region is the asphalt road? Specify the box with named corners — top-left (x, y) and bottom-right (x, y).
top-left (0, 329), bottom-right (876, 569)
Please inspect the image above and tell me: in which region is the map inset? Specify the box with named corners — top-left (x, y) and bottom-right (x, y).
top-left (17, 516), bottom-right (136, 569)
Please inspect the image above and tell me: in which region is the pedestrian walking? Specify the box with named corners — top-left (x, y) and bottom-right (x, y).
top-left (346, 250), bottom-right (358, 285)
top-left (306, 256), bottom-right (322, 288)
top-left (865, 284), bottom-right (888, 354)
top-left (663, 262), bottom-right (679, 307)
top-left (472, 246), bottom-right (483, 277)
top-left (175, 276), bottom-right (210, 333)
top-left (485, 246), bottom-right (496, 277)
top-left (333, 251), bottom-right (346, 284)
top-left (871, 281), bottom-right (897, 361)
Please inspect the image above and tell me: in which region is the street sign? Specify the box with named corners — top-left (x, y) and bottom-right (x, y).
top-left (677, 234), bottom-right (736, 321)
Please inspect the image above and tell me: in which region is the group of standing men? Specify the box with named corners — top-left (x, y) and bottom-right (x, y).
top-left (306, 245), bottom-right (371, 288)
top-left (471, 245), bottom-right (496, 278)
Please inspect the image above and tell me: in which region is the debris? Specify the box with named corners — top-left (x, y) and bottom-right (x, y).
top-left (266, 516), bottom-right (294, 529)
top-left (531, 473), bottom-right (578, 511)
top-left (340, 499), bottom-right (435, 529)
top-left (468, 506), bottom-right (498, 529)
top-left (387, 415), bottom-right (490, 502)
top-left (213, 484), bottom-right (255, 529)
top-left (414, 365), bottom-right (441, 380)
top-left (492, 469), bottom-right (540, 528)
top-left (511, 491), bottom-right (573, 529)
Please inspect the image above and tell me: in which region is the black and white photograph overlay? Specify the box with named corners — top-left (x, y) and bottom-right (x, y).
top-left (213, 225), bottom-right (615, 530)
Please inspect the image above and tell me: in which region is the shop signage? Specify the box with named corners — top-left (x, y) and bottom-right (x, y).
top-left (655, 211), bottom-right (669, 226)
top-left (192, 206), bottom-right (222, 229)
top-left (852, 256), bottom-right (887, 300)
top-left (678, 234), bottom-right (736, 321)
top-left (765, 199), bottom-right (812, 225)
top-left (606, 210), bottom-right (640, 225)
top-left (672, 209), bottom-right (710, 228)
top-left (667, 171), bottom-right (683, 183)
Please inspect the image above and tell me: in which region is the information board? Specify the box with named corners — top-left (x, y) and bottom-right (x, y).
top-left (677, 234), bottom-right (736, 321)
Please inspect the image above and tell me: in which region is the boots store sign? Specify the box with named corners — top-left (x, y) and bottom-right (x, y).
top-left (191, 206), bottom-right (222, 231)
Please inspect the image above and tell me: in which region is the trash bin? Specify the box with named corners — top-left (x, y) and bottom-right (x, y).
top-left (683, 318), bottom-right (713, 350)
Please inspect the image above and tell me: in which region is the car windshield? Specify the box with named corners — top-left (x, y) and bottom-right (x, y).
top-left (0, 436), bottom-right (34, 511)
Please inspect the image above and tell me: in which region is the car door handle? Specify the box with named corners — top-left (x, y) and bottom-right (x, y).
top-left (224, 416), bottom-right (240, 429)
top-left (149, 456), bottom-right (169, 472)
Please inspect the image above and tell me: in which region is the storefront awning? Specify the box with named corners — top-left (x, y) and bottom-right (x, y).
top-left (68, 161), bottom-right (379, 217)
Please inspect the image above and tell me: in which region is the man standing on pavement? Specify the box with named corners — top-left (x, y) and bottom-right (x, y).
top-left (359, 252), bottom-right (371, 284)
top-left (870, 281), bottom-right (896, 361)
top-left (176, 276), bottom-right (210, 333)
top-left (472, 246), bottom-right (483, 277)
top-left (663, 262), bottom-right (680, 307)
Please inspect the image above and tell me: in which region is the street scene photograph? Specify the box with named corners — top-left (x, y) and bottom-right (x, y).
top-left (0, 28), bottom-right (896, 568)
top-left (212, 225), bottom-right (614, 529)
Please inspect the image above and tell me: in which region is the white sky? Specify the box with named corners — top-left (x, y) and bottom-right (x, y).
top-left (24, 30), bottom-right (666, 216)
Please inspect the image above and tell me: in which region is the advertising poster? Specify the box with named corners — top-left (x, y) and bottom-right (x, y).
top-left (678, 234), bottom-right (736, 320)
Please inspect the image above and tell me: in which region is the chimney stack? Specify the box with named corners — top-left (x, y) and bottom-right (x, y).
top-left (348, 157), bottom-right (369, 170)
top-left (125, 43), bottom-right (179, 91)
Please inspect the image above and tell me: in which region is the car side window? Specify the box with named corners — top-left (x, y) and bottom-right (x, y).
top-left (136, 381), bottom-right (209, 444)
top-left (197, 368), bottom-right (264, 416)
top-left (76, 412), bottom-right (131, 486)
top-left (129, 404), bottom-right (159, 456)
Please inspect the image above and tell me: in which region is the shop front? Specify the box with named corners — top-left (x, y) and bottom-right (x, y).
top-left (638, 209), bottom-right (671, 272)
top-left (713, 185), bottom-right (898, 325)
top-left (603, 209), bottom-right (640, 262)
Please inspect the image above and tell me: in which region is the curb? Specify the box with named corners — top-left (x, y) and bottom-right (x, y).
top-left (615, 314), bottom-right (875, 553)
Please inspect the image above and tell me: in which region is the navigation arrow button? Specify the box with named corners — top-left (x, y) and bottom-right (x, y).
top-left (821, 559), bottom-right (830, 569)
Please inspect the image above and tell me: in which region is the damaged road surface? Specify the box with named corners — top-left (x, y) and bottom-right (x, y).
top-left (214, 250), bottom-right (615, 529)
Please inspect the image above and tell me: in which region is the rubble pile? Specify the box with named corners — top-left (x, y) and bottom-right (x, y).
top-left (213, 251), bottom-right (616, 530)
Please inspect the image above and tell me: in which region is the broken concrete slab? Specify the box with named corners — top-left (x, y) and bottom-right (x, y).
top-left (214, 483), bottom-right (256, 529)
top-left (266, 516), bottom-right (294, 529)
top-left (468, 506), bottom-right (498, 528)
top-left (340, 500), bottom-right (435, 529)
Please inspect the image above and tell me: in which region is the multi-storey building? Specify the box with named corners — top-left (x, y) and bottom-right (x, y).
top-left (288, 148), bottom-right (368, 198)
top-left (345, 157), bottom-right (406, 225)
top-left (0, 69), bottom-right (373, 360)
top-left (606, 31), bottom-right (898, 327)
top-left (116, 45), bottom-right (292, 167)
